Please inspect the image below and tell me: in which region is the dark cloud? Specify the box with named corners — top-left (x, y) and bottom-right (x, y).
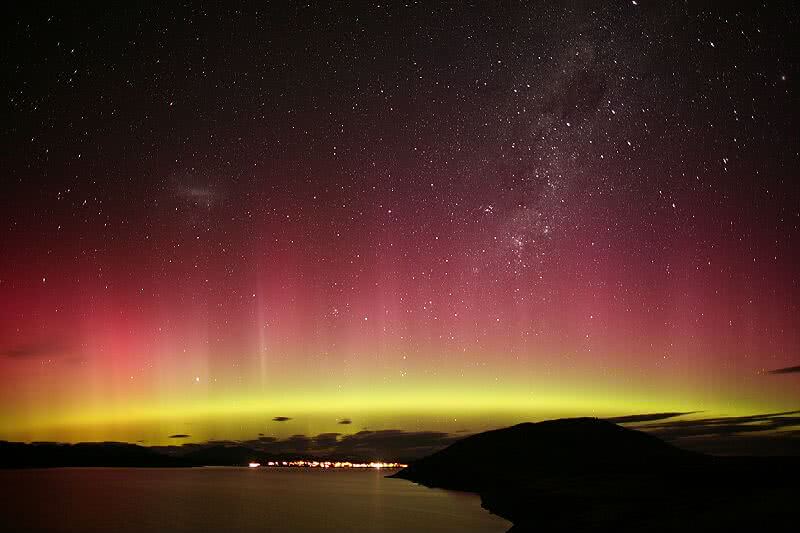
top-left (168, 434), bottom-right (190, 439)
top-left (203, 440), bottom-right (241, 447)
top-left (333, 430), bottom-right (457, 460)
top-left (19, 414), bottom-right (800, 465)
top-left (768, 365), bottom-right (800, 375)
top-left (272, 416), bottom-right (292, 422)
top-left (1, 341), bottom-right (70, 359)
top-left (65, 428), bottom-right (462, 464)
top-left (281, 435), bottom-right (312, 453)
top-left (670, 431), bottom-right (800, 456)
top-left (631, 411), bottom-right (800, 456)
top-left (208, 429), bottom-right (460, 461)
top-left (338, 418), bottom-right (352, 425)
top-left (313, 433), bottom-right (341, 448)
top-left (605, 412), bottom-right (698, 424)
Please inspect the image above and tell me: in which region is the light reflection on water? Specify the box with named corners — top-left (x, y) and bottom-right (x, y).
top-left (1, 467), bottom-right (510, 532)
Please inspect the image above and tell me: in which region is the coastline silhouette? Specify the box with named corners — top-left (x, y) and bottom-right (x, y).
top-left (391, 418), bottom-right (798, 532)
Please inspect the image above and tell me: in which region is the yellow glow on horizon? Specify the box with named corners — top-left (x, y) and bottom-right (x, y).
top-left (0, 376), bottom-right (776, 445)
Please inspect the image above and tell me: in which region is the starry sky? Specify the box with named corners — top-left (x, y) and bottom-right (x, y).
top-left (2, 2), bottom-right (798, 446)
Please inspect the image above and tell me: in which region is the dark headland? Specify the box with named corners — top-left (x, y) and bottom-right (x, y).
top-left (390, 418), bottom-right (798, 532)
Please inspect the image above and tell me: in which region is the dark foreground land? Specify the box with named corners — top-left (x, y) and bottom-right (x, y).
top-left (0, 441), bottom-right (194, 468)
top-left (391, 418), bottom-right (799, 532)
top-left (3, 419), bottom-right (797, 531)
top-left (0, 441), bottom-right (345, 469)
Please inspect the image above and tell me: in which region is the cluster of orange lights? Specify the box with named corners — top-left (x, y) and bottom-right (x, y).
top-left (248, 460), bottom-right (407, 469)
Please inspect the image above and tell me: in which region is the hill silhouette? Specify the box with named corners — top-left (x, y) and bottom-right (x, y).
top-left (393, 418), bottom-right (695, 491)
top-left (0, 441), bottom-right (352, 468)
top-left (0, 441), bottom-right (191, 468)
top-left (391, 417), bottom-right (798, 532)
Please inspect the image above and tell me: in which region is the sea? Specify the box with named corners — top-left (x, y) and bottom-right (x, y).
top-left (0, 467), bottom-right (510, 532)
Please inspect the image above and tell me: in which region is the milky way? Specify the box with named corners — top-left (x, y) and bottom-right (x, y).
top-left (1, 3), bottom-right (798, 444)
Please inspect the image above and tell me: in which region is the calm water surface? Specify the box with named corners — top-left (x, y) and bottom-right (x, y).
top-left (1, 468), bottom-right (510, 532)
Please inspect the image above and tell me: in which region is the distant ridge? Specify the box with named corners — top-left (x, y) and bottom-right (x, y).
top-left (0, 441), bottom-right (368, 468)
top-left (0, 441), bottom-right (191, 468)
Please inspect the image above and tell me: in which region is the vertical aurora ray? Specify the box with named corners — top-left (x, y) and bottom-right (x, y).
top-left (1, 3), bottom-right (798, 445)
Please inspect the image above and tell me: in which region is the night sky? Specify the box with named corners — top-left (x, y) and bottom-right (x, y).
top-left (2, 2), bottom-right (798, 446)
